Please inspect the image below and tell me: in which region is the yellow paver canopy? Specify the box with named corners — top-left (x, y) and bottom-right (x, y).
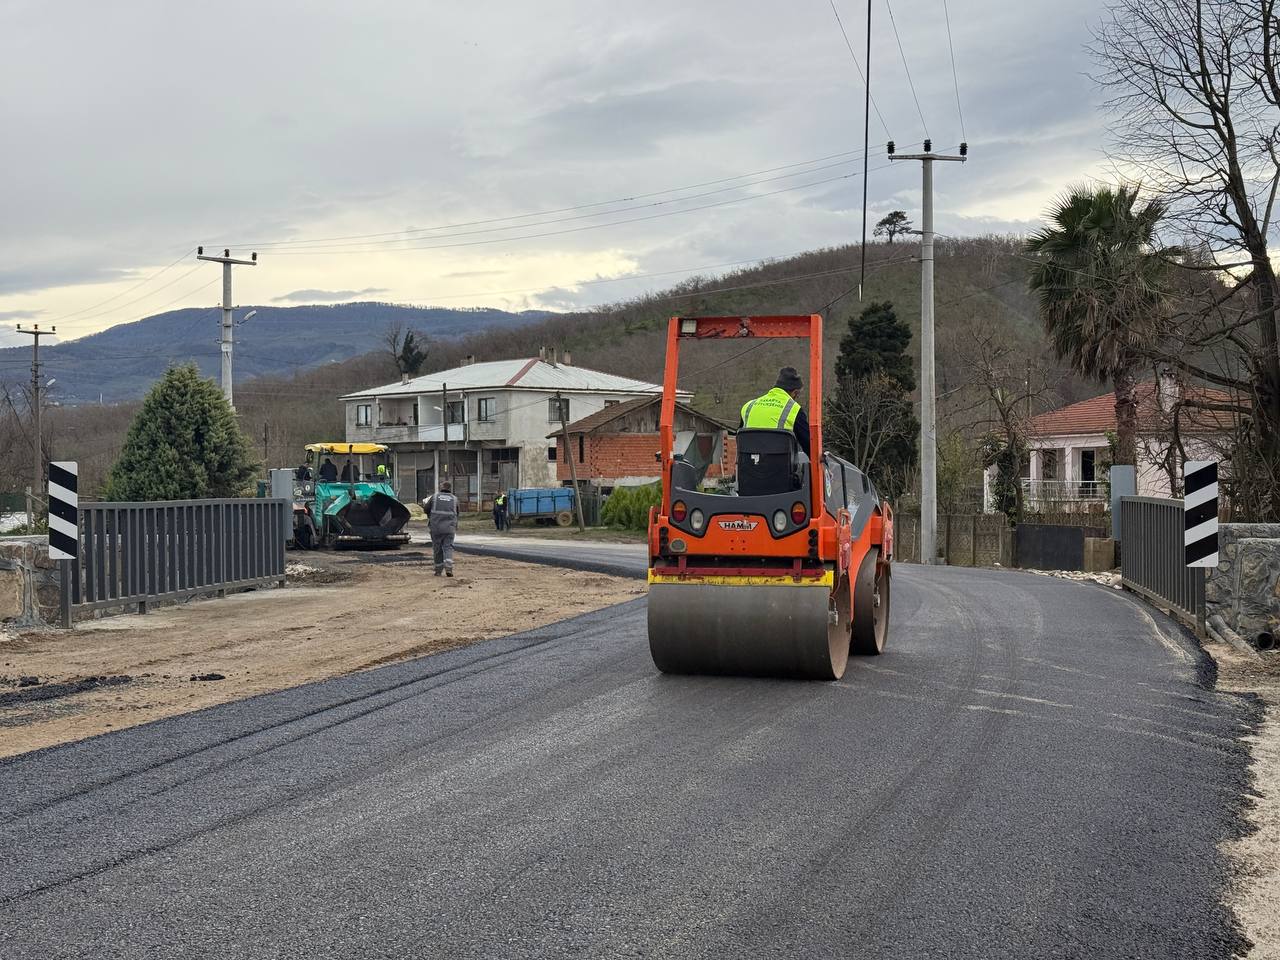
top-left (305, 442), bottom-right (389, 456)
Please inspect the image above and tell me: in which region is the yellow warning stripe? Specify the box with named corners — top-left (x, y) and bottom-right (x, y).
top-left (647, 570), bottom-right (834, 587)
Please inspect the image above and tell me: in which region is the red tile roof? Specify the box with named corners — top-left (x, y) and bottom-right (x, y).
top-left (1029, 382), bottom-right (1236, 437)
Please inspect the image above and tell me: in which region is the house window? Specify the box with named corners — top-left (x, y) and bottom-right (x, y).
top-left (477, 397), bottom-right (497, 422)
top-left (447, 400), bottom-right (465, 424)
top-left (487, 447), bottom-right (518, 475)
top-left (578, 434), bottom-right (585, 463)
top-left (547, 445), bottom-right (558, 462)
top-left (549, 397), bottom-right (570, 423)
top-left (355, 404), bottom-right (372, 427)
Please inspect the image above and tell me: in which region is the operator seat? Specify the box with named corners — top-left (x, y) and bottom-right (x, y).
top-left (735, 429), bottom-right (804, 497)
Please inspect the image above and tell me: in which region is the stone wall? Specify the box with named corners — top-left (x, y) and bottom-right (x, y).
top-left (1206, 523), bottom-right (1280, 645)
top-left (0, 537), bottom-right (60, 627)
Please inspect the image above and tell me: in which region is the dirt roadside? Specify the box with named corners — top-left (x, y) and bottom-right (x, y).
top-left (1207, 641), bottom-right (1280, 959)
top-left (0, 551), bottom-right (640, 759)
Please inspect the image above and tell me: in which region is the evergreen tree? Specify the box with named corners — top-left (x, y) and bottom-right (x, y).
top-left (834, 301), bottom-right (915, 390)
top-left (104, 365), bottom-right (258, 501)
top-left (826, 300), bottom-right (919, 500)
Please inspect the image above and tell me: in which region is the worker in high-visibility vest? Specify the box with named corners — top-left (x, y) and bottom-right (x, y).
top-left (739, 366), bottom-right (810, 456)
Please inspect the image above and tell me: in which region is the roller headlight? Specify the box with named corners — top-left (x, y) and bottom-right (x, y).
top-left (689, 508), bottom-right (705, 531)
top-left (773, 509), bottom-right (787, 532)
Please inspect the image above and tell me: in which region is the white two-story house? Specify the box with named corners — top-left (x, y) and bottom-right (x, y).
top-left (342, 355), bottom-right (685, 508)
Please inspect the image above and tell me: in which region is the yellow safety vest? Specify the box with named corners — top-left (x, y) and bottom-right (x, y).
top-left (741, 387), bottom-right (800, 433)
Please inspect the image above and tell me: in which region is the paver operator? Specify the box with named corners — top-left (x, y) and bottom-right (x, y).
top-left (423, 481), bottom-right (459, 577)
top-left (740, 366), bottom-right (810, 457)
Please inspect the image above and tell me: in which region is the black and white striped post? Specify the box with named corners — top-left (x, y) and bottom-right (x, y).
top-left (47, 461), bottom-right (78, 628)
top-left (1184, 459), bottom-right (1219, 569)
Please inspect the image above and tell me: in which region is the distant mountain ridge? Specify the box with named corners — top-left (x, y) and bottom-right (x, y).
top-left (0, 302), bottom-right (553, 403)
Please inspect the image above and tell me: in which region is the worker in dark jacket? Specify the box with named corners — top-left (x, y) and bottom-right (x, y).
top-left (423, 482), bottom-right (460, 576)
top-left (340, 459), bottom-right (355, 482)
top-left (492, 492), bottom-right (508, 532)
top-left (739, 366), bottom-right (810, 457)
top-left (318, 458), bottom-right (338, 482)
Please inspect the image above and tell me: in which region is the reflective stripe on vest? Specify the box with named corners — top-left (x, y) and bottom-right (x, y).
top-left (741, 388), bottom-right (800, 433)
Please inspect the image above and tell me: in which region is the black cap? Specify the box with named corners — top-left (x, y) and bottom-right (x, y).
top-left (775, 367), bottom-right (803, 392)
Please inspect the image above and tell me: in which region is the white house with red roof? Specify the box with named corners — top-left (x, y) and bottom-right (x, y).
top-left (341, 354), bottom-right (688, 507)
top-left (983, 375), bottom-right (1232, 510)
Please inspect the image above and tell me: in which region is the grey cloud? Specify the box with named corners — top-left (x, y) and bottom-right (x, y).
top-left (525, 80), bottom-right (762, 157)
top-left (272, 287), bottom-right (389, 303)
top-left (1, 0), bottom-right (1115, 317)
top-left (0, 309), bottom-right (44, 321)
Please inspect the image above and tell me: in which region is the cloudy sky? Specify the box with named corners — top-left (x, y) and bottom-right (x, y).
top-left (0, 0), bottom-right (1111, 347)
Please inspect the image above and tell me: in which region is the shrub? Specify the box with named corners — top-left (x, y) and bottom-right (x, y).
top-left (601, 483), bottom-right (662, 530)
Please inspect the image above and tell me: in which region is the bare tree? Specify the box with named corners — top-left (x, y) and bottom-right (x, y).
top-left (824, 372), bottom-right (918, 498)
top-left (1093, 0), bottom-right (1280, 517)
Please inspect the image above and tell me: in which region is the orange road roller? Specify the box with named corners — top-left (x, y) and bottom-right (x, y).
top-left (647, 314), bottom-right (893, 680)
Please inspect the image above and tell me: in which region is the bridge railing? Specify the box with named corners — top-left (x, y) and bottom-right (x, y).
top-left (1120, 496), bottom-right (1205, 634)
top-left (70, 498), bottom-right (287, 618)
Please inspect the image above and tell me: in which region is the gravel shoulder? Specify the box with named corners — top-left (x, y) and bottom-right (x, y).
top-left (1207, 641), bottom-right (1280, 959)
top-left (0, 551), bottom-right (639, 759)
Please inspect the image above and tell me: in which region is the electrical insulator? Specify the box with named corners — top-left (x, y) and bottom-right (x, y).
top-left (887, 140), bottom-right (895, 155)
top-left (960, 142), bottom-right (968, 157)
top-left (923, 138), bottom-right (932, 153)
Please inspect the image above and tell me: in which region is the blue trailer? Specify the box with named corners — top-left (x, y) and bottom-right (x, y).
top-left (506, 487), bottom-right (576, 526)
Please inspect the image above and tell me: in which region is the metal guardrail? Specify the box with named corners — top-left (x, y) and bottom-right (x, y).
top-left (70, 498), bottom-right (287, 616)
top-left (1120, 496), bottom-right (1205, 634)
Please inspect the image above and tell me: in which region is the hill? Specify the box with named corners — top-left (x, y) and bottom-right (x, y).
top-left (17, 236), bottom-right (1097, 498)
top-left (0, 303), bottom-right (553, 404)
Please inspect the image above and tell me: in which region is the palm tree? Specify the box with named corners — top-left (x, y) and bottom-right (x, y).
top-left (1026, 184), bottom-right (1169, 466)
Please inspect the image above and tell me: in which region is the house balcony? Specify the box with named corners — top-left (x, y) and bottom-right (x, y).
top-left (1021, 478), bottom-right (1108, 506)
top-left (349, 424), bottom-right (466, 445)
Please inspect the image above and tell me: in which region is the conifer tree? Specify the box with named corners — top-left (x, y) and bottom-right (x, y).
top-left (104, 364), bottom-right (258, 501)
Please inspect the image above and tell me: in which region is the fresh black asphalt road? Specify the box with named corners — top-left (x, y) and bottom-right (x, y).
top-left (0, 559), bottom-right (1261, 959)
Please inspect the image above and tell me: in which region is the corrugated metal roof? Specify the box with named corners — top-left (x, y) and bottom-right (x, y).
top-left (341, 358), bottom-right (673, 400)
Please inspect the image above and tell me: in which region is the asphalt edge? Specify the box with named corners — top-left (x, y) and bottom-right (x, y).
top-left (453, 542), bottom-right (646, 581)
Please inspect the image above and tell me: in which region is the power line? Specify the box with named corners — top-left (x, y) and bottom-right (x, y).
top-left (883, 0), bottom-right (930, 138)
top-left (266, 161), bottom-right (906, 257)
top-left (67, 263), bottom-right (205, 326)
top-left (827, 0), bottom-right (892, 138)
top-left (237, 149), bottom-right (878, 249)
top-left (236, 155), bottom-right (876, 254)
top-left (43, 246), bottom-right (196, 324)
top-left (940, 0), bottom-right (967, 141)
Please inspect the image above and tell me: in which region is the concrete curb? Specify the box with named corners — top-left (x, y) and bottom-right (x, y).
top-left (452, 543), bottom-right (646, 581)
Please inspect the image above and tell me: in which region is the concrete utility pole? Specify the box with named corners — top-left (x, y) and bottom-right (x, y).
top-left (440, 382), bottom-right (449, 496)
top-left (196, 247), bottom-right (257, 409)
top-left (556, 392), bottom-right (587, 532)
top-left (16, 323), bottom-right (55, 525)
top-left (889, 139), bottom-right (966, 564)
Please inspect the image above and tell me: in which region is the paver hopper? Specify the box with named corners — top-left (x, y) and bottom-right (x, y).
top-left (647, 315), bottom-right (893, 680)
